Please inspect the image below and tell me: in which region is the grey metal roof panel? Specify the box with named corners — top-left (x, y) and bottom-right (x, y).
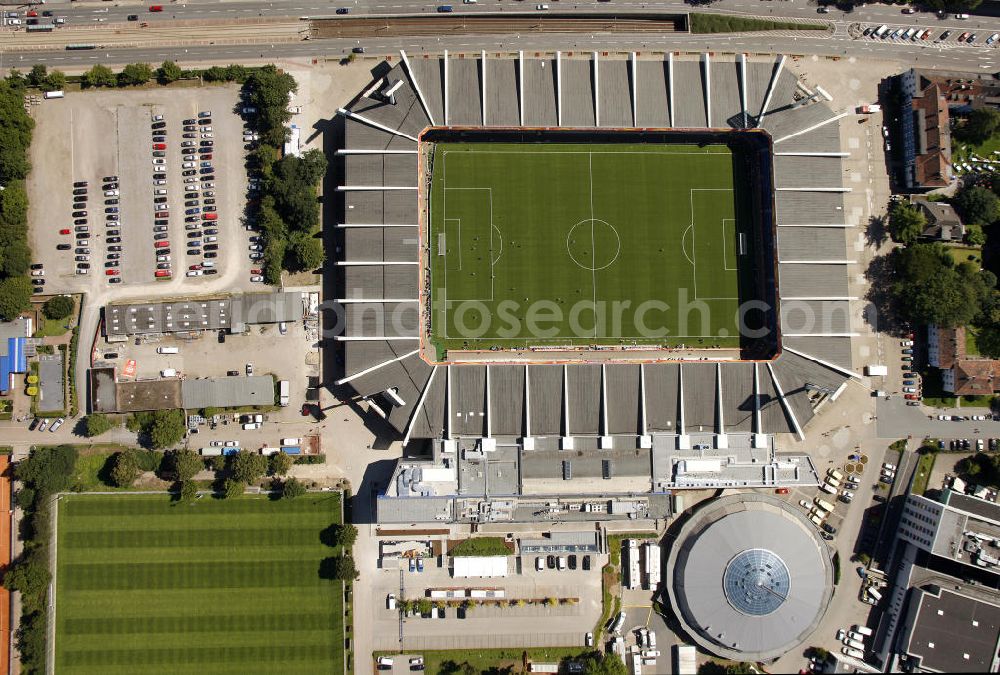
top-left (767, 101), bottom-right (838, 143)
top-left (344, 302), bottom-right (419, 338)
top-left (562, 59), bottom-right (596, 127)
top-left (746, 60), bottom-right (777, 121)
top-left (721, 362), bottom-right (755, 432)
top-left (760, 69), bottom-right (798, 122)
top-left (606, 364), bottom-right (641, 435)
top-left (635, 58), bottom-right (670, 127)
top-left (759, 364), bottom-right (795, 435)
top-left (772, 350), bottom-right (848, 396)
top-left (781, 299), bottom-right (852, 335)
top-left (710, 59), bottom-right (743, 129)
top-left (344, 340), bottom-right (410, 381)
top-left (489, 365), bottom-right (525, 437)
top-left (529, 365), bottom-right (563, 436)
top-left (775, 123), bottom-right (841, 154)
top-left (387, 134), bottom-right (419, 151)
top-left (384, 153), bottom-right (419, 186)
top-left (783, 337), bottom-right (854, 371)
top-left (777, 227), bottom-right (847, 261)
top-left (449, 57), bottom-right (482, 126)
top-left (645, 363), bottom-right (679, 432)
top-left (342, 266), bottom-right (384, 298)
top-left (343, 154), bottom-right (385, 186)
top-left (524, 59), bottom-right (558, 127)
top-left (672, 60), bottom-right (707, 128)
top-left (778, 263), bottom-right (849, 298)
top-left (383, 227), bottom-right (420, 263)
top-left (683, 363), bottom-right (717, 431)
top-left (347, 64), bottom-right (430, 138)
top-left (384, 265), bottom-right (419, 299)
top-left (485, 59), bottom-right (520, 126)
top-left (344, 118), bottom-right (396, 150)
top-left (599, 59), bottom-right (632, 127)
top-left (568, 364), bottom-right (601, 436)
top-left (452, 365), bottom-right (487, 437)
top-left (180, 375), bottom-right (275, 410)
top-left (774, 155), bottom-right (843, 189)
top-left (775, 191), bottom-right (847, 226)
top-left (340, 360), bottom-right (411, 398)
top-left (408, 57), bottom-right (445, 126)
top-left (409, 365), bottom-right (447, 439)
top-left (377, 495), bottom-right (453, 524)
top-left (343, 228), bottom-right (383, 261)
top-left (342, 190), bottom-right (417, 225)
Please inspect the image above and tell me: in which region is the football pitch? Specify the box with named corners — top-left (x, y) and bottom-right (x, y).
top-left (54, 494), bottom-right (344, 675)
top-left (427, 141), bottom-right (755, 355)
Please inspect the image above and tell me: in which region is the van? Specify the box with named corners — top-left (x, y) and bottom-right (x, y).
top-left (815, 497), bottom-right (836, 513)
top-left (882, 463), bottom-right (896, 472)
top-left (853, 625), bottom-right (873, 637)
top-left (842, 647), bottom-right (863, 659)
top-left (820, 482), bottom-right (837, 494)
top-left (648, 631), bottom-right (656, 648)
top-left (827, 468), bottom-right (844, 481)
top-left (867, 587), bottom-right (883, 602)
top-left (157, 346), bottom-right (179, 354)
top-left (242, 422), bottom-right (262, 430)
top-left (810, 506), bottom-right (828, 520)
top-left (161, 368), bottom-right (177, 377)
top-left (281, 437), bottom-right (302, 446)
top-left (826, 475), bottom-right (841, 488)
top-left (848, 630), bottom-right (867, 643)
top-left (903, 27), bottom-right (917, 39)
top-left (844, 638), bottom-right (864, 651)
top-left (874, 25), bottom-right (888, 37)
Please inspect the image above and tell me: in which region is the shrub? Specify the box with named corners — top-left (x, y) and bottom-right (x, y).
top-left (83, 413), bottom-right (114, 437)
top-left (223, 479), bottom-right (245, 499)
top-left (42, 295), bottom-right (74, 320)
top-left (280, 477), bottom-right (307, 499)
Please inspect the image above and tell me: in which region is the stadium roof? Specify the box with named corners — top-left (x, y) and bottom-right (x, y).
top-left (335, 52), bottom-right (858, 443)
top-left (666, 493), bottom-right (833, 662)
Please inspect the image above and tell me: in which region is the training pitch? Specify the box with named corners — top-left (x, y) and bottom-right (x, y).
top-left (54, 494), bottom-right (344, 675)
top-left (426, 140), bottom-right (757, 357)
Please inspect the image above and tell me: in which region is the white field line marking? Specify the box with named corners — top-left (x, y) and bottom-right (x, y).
top-left (589, 151), bottom-right (598, 340)
top-left (722, 218), bottom-right (738, 271)
top-left (690, 188), bottom-right (740, 302)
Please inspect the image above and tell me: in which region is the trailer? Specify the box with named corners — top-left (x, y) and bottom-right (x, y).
top-left (199, 447), bottom-right (223, 456)
top-left (280, 446), bottom-right (301, 455)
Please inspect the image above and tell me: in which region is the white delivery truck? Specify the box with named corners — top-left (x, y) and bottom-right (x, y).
top-left (157, 346), bottom-right (179, 354)
top-left (865, 365), bottom-right (888, 376)
top-left (281, 438), bottom-right (302, 446)
top-left (279, 380), bottom-right (290, 406)
top-left (44, 90), bottom-right (65, 99)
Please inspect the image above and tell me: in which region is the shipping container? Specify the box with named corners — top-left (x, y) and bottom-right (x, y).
top-left (280, 446), bottom-right (301, 455)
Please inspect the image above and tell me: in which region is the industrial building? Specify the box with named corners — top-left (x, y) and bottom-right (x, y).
top-left (897, 584), bottom-right (1000, 673)
top-left (897, 490), bottom-right (1000, 575)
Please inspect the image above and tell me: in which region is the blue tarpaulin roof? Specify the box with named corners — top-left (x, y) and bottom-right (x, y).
top-left (0, 337), bottom-right (28, 394)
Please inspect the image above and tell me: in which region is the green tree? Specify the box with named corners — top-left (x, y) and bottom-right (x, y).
top-left (177, 480), bottom-right (198, 503)
top-left (6, 70), bottom-right (26, 91)
top-left (229, 449), bottom-right (267, 484)
top-left (26, 65), bottom-right (47, 88)
top-left (0, 276), bottom-right (32, 322)
top-left (223, 478), bottom-right (245, 499)
top-left (14, 445), bottom-right (78, 496)
top-left (335, 523), bottom-right (358, 548)
top-left (42, 295), bottom-right (74, 320)
top-left (977, 325), bottom-right (1000, 359)
top-left (0, 82), bottom-right (35, 183)
top-left (2, 559), bottom-right (50, 598)
top-left (888, 200), bottom-right (926, 245)
top-left (892, 243), bottom-right (994, 327)
top-left (157, 60), bottom-right (182, 84)
top-left (966, 222), bottom-right (988, 247)
top-left (108, 450), bottom-right (140, 487)
top-left (958, 107), bottom-right (1000, 144)
top-left (40, 70), bottom-right (66, 93)
top-left (1, 239), bottom-right (31, 278)
top-left (161, 448), bottom-right (204, 482)
top-left (955, 185), bottom-right (1000, 226)
top-left (268, 451), bottom-right (294, 476)
top-left (82, 64), bottom-right (116, 88)
top-left (146, 409), bottom-right (186, 449)
top-left (83, 413), bottom-right (114, 437)
top-left (118, 63), bottom-right (153, 86)
top-left (280, 477), bottom-right (307, 499)
top-left (287, 231), bottom-right (325, 271)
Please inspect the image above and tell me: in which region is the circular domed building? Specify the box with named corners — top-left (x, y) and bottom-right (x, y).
top-left (665, 493), bottom-right (834, 662)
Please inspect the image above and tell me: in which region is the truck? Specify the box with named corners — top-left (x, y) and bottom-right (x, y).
top-left (281, 437), bottom-right (302, 446)
top-left (865, 364), bottom-right (888, 376)
top-left (674, 645), bottom-right (697, 675)
top-left (199, 447), bottom-right (223, 456)
top-left (815, 497), bottom-right (836, 513)
top-left (160, 368), bottom-right (177, 377)
top-left (43, 90), bottom-right (63, 99)
top-left (853, 625), bottom-right (873, 636)
top-left (279, 380), bottom-right (290, 406)
top-left (156, 346), bottom-right (179, 354)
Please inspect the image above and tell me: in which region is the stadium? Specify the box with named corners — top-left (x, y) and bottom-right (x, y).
top-left (331, 51), bottom-right (858, 522)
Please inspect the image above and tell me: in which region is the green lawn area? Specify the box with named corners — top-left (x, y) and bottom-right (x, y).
top-left (967, 325), bottom-right (981, 356)
top-left (449, 536), bottom-right (511, 557)
top-left (429, 142), bottom-right (755, 355)
top-left (911, 452), bottom-right (937, 496)
top-left (55, 493), bottom-right (344, 675)
top-left (689, 13), bottom-right (826, 33)
top-left (375, 647), bottom-right (592, 674)
top-left (34, 317), bottom-right (71, 338)
top-left (948, 245), bottom-right (982, 268)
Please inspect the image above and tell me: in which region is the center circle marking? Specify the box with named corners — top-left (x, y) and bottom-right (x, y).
top-left (566, 219), bottom-right (621, 271)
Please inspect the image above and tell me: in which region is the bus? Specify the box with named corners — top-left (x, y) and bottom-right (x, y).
top-left (27, 24), bottom-right (54, 32)
top-left (65, 44), bottom-right (97, 50)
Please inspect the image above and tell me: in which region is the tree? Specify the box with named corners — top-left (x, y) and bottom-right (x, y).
top-left (287, 232), bottom-right (325, 271)
top-left (14, 445), bottom-right (78, 496)
top-left (955, 185), bottom-right (1000, 226)
top-left (268, 451), bottom-right (294, 476)
top-left (203, 66), bottom-right (229, 82)
top-left (40, 70), bottom-right (66, 93)
top-left (977, 325), bottom-right (1000, 359)
top-left (118, 63), bottom-right (153, 86)
top-left (888, 200), bottom-right (926, 245)
top-left (26, 65), bottom-right (47, 88)
top-left (223, 478), bottom-right (245, 499)
top-left (83, 413), bottom-right (114, 437)
top-left (161, 449), bottom-right (204, 482)
top-left (2, 559), bottom-right (50, 598)
top-left (82, 64), bottom-right (116, 88)
top-left (280, 477), bottom-right (307, 499)
top-left (108, 450), bottom-right (140, 487)
top-left (177, 480), bottom-right (198, 503)
top-left (334, 523), bottom-right (358, 548)
top-left (0, 276), bottom-right (32, 322)
top-left (146, 409), bottom-right (186, 449)
top-left (958, 107), bottom-right (1000, 144)
top-left (157, 60), bottom-right (182, 84)
top-left (43, 295), bottom-right (74, 320)
top-left (229, 449), bottom-right (268, 484)
top-left (319, 554), bottom-right (359, 581)
top-left (891, 243), bottom-right (994, 327)
top-left (966, 222), bottom-right (987, 247)
top-left (581, 653), bottom-right (628, 675)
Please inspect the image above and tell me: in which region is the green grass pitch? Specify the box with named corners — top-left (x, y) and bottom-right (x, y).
top-left (427, 142), bottom-right (754, 354)
top-left (54, 494), bottom-right (344, 675)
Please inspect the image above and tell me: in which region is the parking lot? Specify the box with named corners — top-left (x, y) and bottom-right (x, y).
top-left (26, 85), bottom-right (258, 296)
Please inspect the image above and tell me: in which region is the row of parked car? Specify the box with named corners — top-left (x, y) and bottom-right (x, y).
top-left (179, 111), bottom-right (223, 274)
top-left (59, 177), bottom-right (124, 280)
top-left (534, 553), bottom-right (592, 571)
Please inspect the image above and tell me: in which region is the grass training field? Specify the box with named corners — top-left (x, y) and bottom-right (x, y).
top-left (55, 494), bottom-right (343, 675)
top-left (427, 142), bottom-right (754, 354)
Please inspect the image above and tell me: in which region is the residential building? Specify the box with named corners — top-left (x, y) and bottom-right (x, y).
top-left (911, 196), bottom-right (965, 242)
top-left (928, 325), bottom-right (1000, 395)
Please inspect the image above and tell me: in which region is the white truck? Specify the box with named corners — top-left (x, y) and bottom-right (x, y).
top-left (865, 364), bottom-right (888, 376)
top-left (279, 380), bottom-right (290, 406)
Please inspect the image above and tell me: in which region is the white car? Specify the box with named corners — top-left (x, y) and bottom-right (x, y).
top-left (186, 270), bottom-right (202, 277)
top-left (210, 440), bottom-right (225, 446)
top-left (152, 114), bottom-right (164, 122)
top-left (154, 180), bottom-right (167, 185)
top-left (31, 269), bottom-right (44, 277)
top-left (242, 422), bottom-right (261, 430)
top-left (799, 499), bottom-right (811, 509)
top-left (182, 162), bottom-right (195, 169)
top-left (50, 417), bottom-right (65, 432)
top-left (155, 189), bottom-right (167, 195)
top-left (223, 440), bottom-right (239, 447)
top-left (104, 190), bottom-right (119, 197)
top-left (152, 158), bottom-right (166, 165)
top-left (250, 275), bottom-right (264, 282)
top-left (536, 3), bottom-right (548, 8)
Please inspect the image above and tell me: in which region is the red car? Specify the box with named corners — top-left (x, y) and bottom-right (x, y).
top-left (203, 212), bottom-right (218, 220)
top-left (154, 240), bottom-right (169, 249)
top-left (154, 269), bottom-right (171, 278)
top-left (105, 269), bottom-right (119, 276)
top-left (60, 228), bottom-right (71, 235)
top-left (26, 10), bottom-right (37, 17)
top-left (155, 211), bottom-right (169, 218)
top-left (250, 268), bottom-right (262, 275)
top-left (189, 264), bottom-right (202, 271)
top-left (153, 143), bottom-right (166, 150)
top-left (904, 394), bottom-right (919, 400)
top-left (149, 5), bottom-right (163, 11)
top-left (774, 487), bottom-right (789, 495)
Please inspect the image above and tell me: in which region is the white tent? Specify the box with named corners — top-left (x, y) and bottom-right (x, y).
top-left (452, 556), bottom-right (509, 578)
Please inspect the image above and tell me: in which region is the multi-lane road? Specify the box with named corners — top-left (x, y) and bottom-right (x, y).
top-left (2, 0), bottom-right (1000, 69)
